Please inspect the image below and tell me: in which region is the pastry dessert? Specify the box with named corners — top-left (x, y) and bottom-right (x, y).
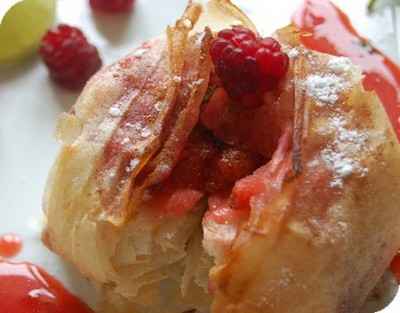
top-left (42, 1), bottom-right (400, 312)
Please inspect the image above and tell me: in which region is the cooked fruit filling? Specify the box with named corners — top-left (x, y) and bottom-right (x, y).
top-left (143, 127), bottom-right (265, 217)
top-left (140, 27), bottom-right (291, 237)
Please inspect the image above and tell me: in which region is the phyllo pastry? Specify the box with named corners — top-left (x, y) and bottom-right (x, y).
top-left (43, 1), bottom-right (400, 312)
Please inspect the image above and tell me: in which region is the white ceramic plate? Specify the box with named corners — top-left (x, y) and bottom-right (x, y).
top-left (0, 0), bottom-right (399, 311)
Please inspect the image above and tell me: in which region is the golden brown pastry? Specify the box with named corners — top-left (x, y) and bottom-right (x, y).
top-left (42, 1), bottom-right (400, 313)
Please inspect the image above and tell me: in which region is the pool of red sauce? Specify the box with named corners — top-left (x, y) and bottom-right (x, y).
top-left (293, 0), bottom-right (400, 139)
top-left (0, 233), bottom-right (92, 312)
top-left (293, 0), bottom-right (400, 281)
top-left (0, 233), bottom-right (22, 258)
top-left (0, 261), bottom-right (94, 313)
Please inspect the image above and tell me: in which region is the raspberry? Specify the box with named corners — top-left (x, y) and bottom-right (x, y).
top-left (89, 0), bottom-right (135, 13)
top-left (210, 26), bottom-right (289, 107)
top-left (39, 24), bottom-right (102, 90)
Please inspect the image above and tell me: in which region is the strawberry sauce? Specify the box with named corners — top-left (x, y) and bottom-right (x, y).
top-left (390, 254), bottom-right (400, 283)
top-left (0, 261), bottom-right (94, 313)
top-left (0, 233), bottom-right (22, 258)
top-left (293, 0), bottom-right (400, 139)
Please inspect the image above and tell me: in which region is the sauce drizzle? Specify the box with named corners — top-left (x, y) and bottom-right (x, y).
top-left (390, 253), bottom-right (400, 283)
top-left (0, 233), bottom-right (22, 258)
top-left (293, 0), bottom-right (400, 138)
top-left (0, 261), bottom-right (94, 313)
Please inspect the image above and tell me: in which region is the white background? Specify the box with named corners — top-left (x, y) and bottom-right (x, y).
top-left (0, 0), bottom-right (398, 311)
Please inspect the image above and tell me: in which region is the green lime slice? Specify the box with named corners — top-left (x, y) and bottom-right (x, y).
top-left (0, 0), bottom-right (56, 64)
top-left (368, 0), bottom-right (400, 12)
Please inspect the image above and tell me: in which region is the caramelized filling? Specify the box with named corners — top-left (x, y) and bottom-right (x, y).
top-left (142, 75), bottom-right (293, 223)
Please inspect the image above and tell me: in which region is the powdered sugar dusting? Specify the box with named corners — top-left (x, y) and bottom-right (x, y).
top-left (182, 18), bottom-right (192, 29)
top-left (126, 122), bottom-right (139, 129)
top-left (124, 121), bottom-right (153, 140)
top-left (327, 56), bottom-right (352, 74)
top-left (279, 267), bottom-right (295, 288)
top-left (126, 158), bottom-right (140, 172)
top-left (188, 79), bottom-right (205, 90)
top-left (99, 119), bottom-right (114, 133)
top-left (158, 163), bottom-right (170, 174)
top-left (121, 137), bottom-right (130, 145)
top-left (155, 101), bottom-right (164, 112)
top-left (307, 159), bottom-right (320, 168)
top-left (133, 48), bottom-right (147, 58)
top-left (318, 115), bottom-right (368, 187)
top-left (109, 106), bottom-right (122, 117)
top-left (173, 76), bottom-right (182, 83)
top-left (194, 78), bottom-right (204, 85)
top-left (140, 126), bottom-right (152, 138)
top-left (321, 150), bottom-right (357, 187)
top-left (304, 74), bottom-right (349, 106)
top-left (287, 48), bottom-right (300, 59)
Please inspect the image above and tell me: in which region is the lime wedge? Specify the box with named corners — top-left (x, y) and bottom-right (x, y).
top-left (0, 0), bottom-right (56, 64)
top-left (368, 0), bottom-right (400, 12)
top-left (368, 0), bottom-right (378, 11)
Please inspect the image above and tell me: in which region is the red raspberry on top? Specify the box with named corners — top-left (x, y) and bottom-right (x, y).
top-left (39, 24), bottom-right (102, 90)
top-left (89, 0), bottom-right (135, 13)
top-left (210, 26), bottom-right (289, 107)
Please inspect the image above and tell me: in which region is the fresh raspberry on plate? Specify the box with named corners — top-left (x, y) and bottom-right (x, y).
top-left (210, 26), bottom-right (289, 107)
top-left (89, 0), bottom-right (135, 13)
top-left (39, 24), bottom-right (102, 90)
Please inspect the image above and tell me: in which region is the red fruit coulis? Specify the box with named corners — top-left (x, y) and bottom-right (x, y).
top-left (390, 254), bottom-right (400, 283)
top-left (0, 233), bottom-right (22, 258)
top-left (293, 0), bottom-right (400, 139)
top-left (293, 0), bottom-right (400, 282)
top-left (0, 261), bottom-right (94, 313)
